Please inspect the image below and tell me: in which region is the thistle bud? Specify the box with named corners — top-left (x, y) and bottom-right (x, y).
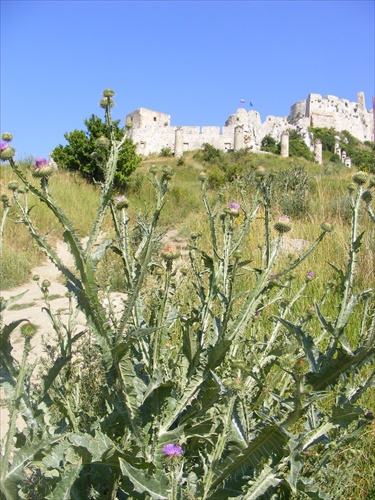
top-left (294, 358), bottom-right (308, 374)
top-left (1, 132), bottom-right (13, 142)
top-left (306, 270), bottom-right (314, 282)
top-left (161, 243), bottom-right (180, 261)
top-left (149, 164), bottom-right (158, 174)
top-left (365, 410), bottom-right (374, 421)
top-left (32, 275), bottom-right (40, 281)
top-left (102, 88), bottom-right (115, 97)
top-left (274, 215), bottom-right (291, 234)
top-left (347, 183), bottom-right (356, 192)
top-left (7, 181), bottom-right (19, 191)
top-left (114, 194), bottom-right (129, 210)
top-left (306, 305), bottom-right (316, 317)
top-left (321, 221), bottom-right (333, 233)
top-left (369, 176), bottom-right (375, 188)
top-left (21, 322), bottom-right (38, 339)
top-left (224, 201), bottom-right (241, 217)
top-left (99, 97), bottom-right (114, 108)
top-left (161, 165), bottom-right (174, 180)
top-left (32, 158), bottom-right (55, 178)
top-left (198, 171), bottom-right (207, 182)
top-left (0, 141), bottom-right (15, 160)
top-left (352, 171), bottom-right (368, 185)
top-left (41, 279), bottom-right (51, 289)
top-left (96, 135), bottom-right (110, 148)
top-left (255, 165), bottom-right (266, 177)
top-left (361, 190), bottom-right (373, 203)
top-left (190, 231), bottom-right (202, 240)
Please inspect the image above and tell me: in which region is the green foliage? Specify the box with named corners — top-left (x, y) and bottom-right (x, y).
top-left (1, 90), bottom-right (375, 500)
top-left (52, 114), bottom-right (141, 188)
top-left (310, 127), bottom-right (375, 173)
top-left (289, 130), bottom-right (314, 161)
top-left (194, 143), bottom-right (223, 163)
top-left (261, 135), bottom-right (280, 155)
top-left (275, 165), bottom-right (311, 218)
top-left (309, 127), bottom-right (337, 153)
top-left (159, 147), bottom-right (173, 157)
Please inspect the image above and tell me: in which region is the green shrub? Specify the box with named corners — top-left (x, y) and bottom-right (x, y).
top-left (309, 127), bottom-right (337, 152)
top-left (160, 147), bottom-right (173, 157)
top-left (261, 135), bottom-right (281, 154)
top-left (274, 165), bottom-right (310, 218)
top-left (289, 130), bottom-right (314, 161)
top-left (194, 143), bottom-right (223, 163)
top-left (52, 114), bottom-right (141, 188)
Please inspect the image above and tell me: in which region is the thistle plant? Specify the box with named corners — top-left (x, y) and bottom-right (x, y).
top-left (1, 92), bottom-right (374, 500)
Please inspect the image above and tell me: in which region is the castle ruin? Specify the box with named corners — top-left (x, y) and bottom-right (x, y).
top-left (125, 92), bottom-right (374, 159)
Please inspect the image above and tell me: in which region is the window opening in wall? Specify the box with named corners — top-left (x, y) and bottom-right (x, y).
top-left (224, 143), bottom-right (232, 151)
top-left (154, 117), bottom-right (157, 121)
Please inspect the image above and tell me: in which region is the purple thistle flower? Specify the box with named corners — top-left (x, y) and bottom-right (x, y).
top-left (0, 141), bottom-right (9, 152)
top-left (162, 444), bottom-right (183, 457)
top-left (35, 158), bottom-right (48, 168)
top-left (307, 271), bottom-right (314, 278)
top-left (114, 194), bottom-right (129, 210)
top-left (228, 202), bottom-right (240, 211)
top-left (278, 215), bottom-right (290, 223)
top-left (115, 195), bottom-right (127, 202)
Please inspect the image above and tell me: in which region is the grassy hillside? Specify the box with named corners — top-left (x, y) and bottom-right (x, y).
top-left (2, 150), bottom-right (373, 290)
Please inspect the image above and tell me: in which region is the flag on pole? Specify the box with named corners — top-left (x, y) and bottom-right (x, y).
top-left (249, 102), bottom-right (253, 107)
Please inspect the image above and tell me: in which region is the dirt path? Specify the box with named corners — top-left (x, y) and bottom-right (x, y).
top-left (0, 230), bottom-right (189, 439)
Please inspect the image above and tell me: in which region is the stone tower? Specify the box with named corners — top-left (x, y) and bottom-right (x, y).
top-left (234, 125), bottom-right (244, 151)
top-left (280, 131), bottom-right (289, 158)
top-left (174, 127), bottom-right (183, 158)
top-left (314, 139), bottom-right (323, 164)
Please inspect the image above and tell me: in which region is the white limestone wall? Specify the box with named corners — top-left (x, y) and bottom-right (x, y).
top-left (126, 91), bottom-right (374, 156)
top-left (305, 93), bottom-right (373, 142)
top-left (126, 108), bottom-right (170, 128)
top-left (128, 126), bottom-right (176, 155)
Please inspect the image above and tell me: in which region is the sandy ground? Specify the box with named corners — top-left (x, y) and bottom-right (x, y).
top-left (0, 230), bottom-right (188, 440)
top-left (0, 240), bottom-right (86, 439)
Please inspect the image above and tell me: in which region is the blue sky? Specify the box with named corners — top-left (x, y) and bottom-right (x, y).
top-left (1, 0), bottom-right (374, 160)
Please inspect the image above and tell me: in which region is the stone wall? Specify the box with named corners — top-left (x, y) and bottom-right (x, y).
top-left (288, 92), bottom-right (373, 142)
top-left (125, 92), bottom-right (374, 156)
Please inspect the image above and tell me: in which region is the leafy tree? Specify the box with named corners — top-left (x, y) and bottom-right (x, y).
top-left (261, 135), bottom-right (280, 155)
top-left (309, 127), bottom-right (337, 152)
top-left (194, 143), bottom-right (223, 163)
top-left (340, 130), bottom-right (375, 173)
top-left (52, 114), bottom-right (141, 188)
top-left (289, 130), bottom-right (314, 161)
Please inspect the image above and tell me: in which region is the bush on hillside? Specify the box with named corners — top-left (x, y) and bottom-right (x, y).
top-left (310, 127), bottom-right (375, 173)
top-left (52, 114), bottom-right (141, 188)
top-left (159, 147), bottom-right (173, 157)
top-left (309, 126), bottom-right (337, 153)
top-left (194, 143), bottom-right (223, 163)
top-left (289, 130), bottom-right (314, 161)
top-left (340, 131), bottom-right (375, 173)
top-left (261, 135), bottom-right (281, 155)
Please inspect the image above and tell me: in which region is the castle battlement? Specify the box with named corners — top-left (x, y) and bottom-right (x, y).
top-left (125, 92), bottom-right (374, 156)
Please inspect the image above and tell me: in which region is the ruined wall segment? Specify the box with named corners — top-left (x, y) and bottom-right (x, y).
top-left (288, 92), bottom-right (374, 142)
top-left (125, 92), bottom-right (374, 157)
